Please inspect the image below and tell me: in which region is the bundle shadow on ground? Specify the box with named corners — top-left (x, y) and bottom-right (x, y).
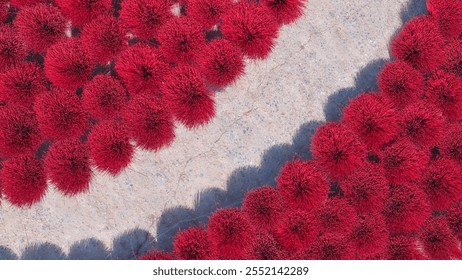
top-left (0, 229), bottom-right (155, 260)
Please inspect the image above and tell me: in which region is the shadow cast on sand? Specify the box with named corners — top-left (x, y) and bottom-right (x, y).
top-left (0, 0), bottom-right (428, 260)
top-left (0, 229), bottom-right (156, 260)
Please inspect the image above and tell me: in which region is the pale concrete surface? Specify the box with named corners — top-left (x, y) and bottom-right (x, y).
top-left (0, 0), bottom-right (426, 259)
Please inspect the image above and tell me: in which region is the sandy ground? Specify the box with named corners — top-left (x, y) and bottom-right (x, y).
top-left (0, 0), bottom-right (427, 259)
